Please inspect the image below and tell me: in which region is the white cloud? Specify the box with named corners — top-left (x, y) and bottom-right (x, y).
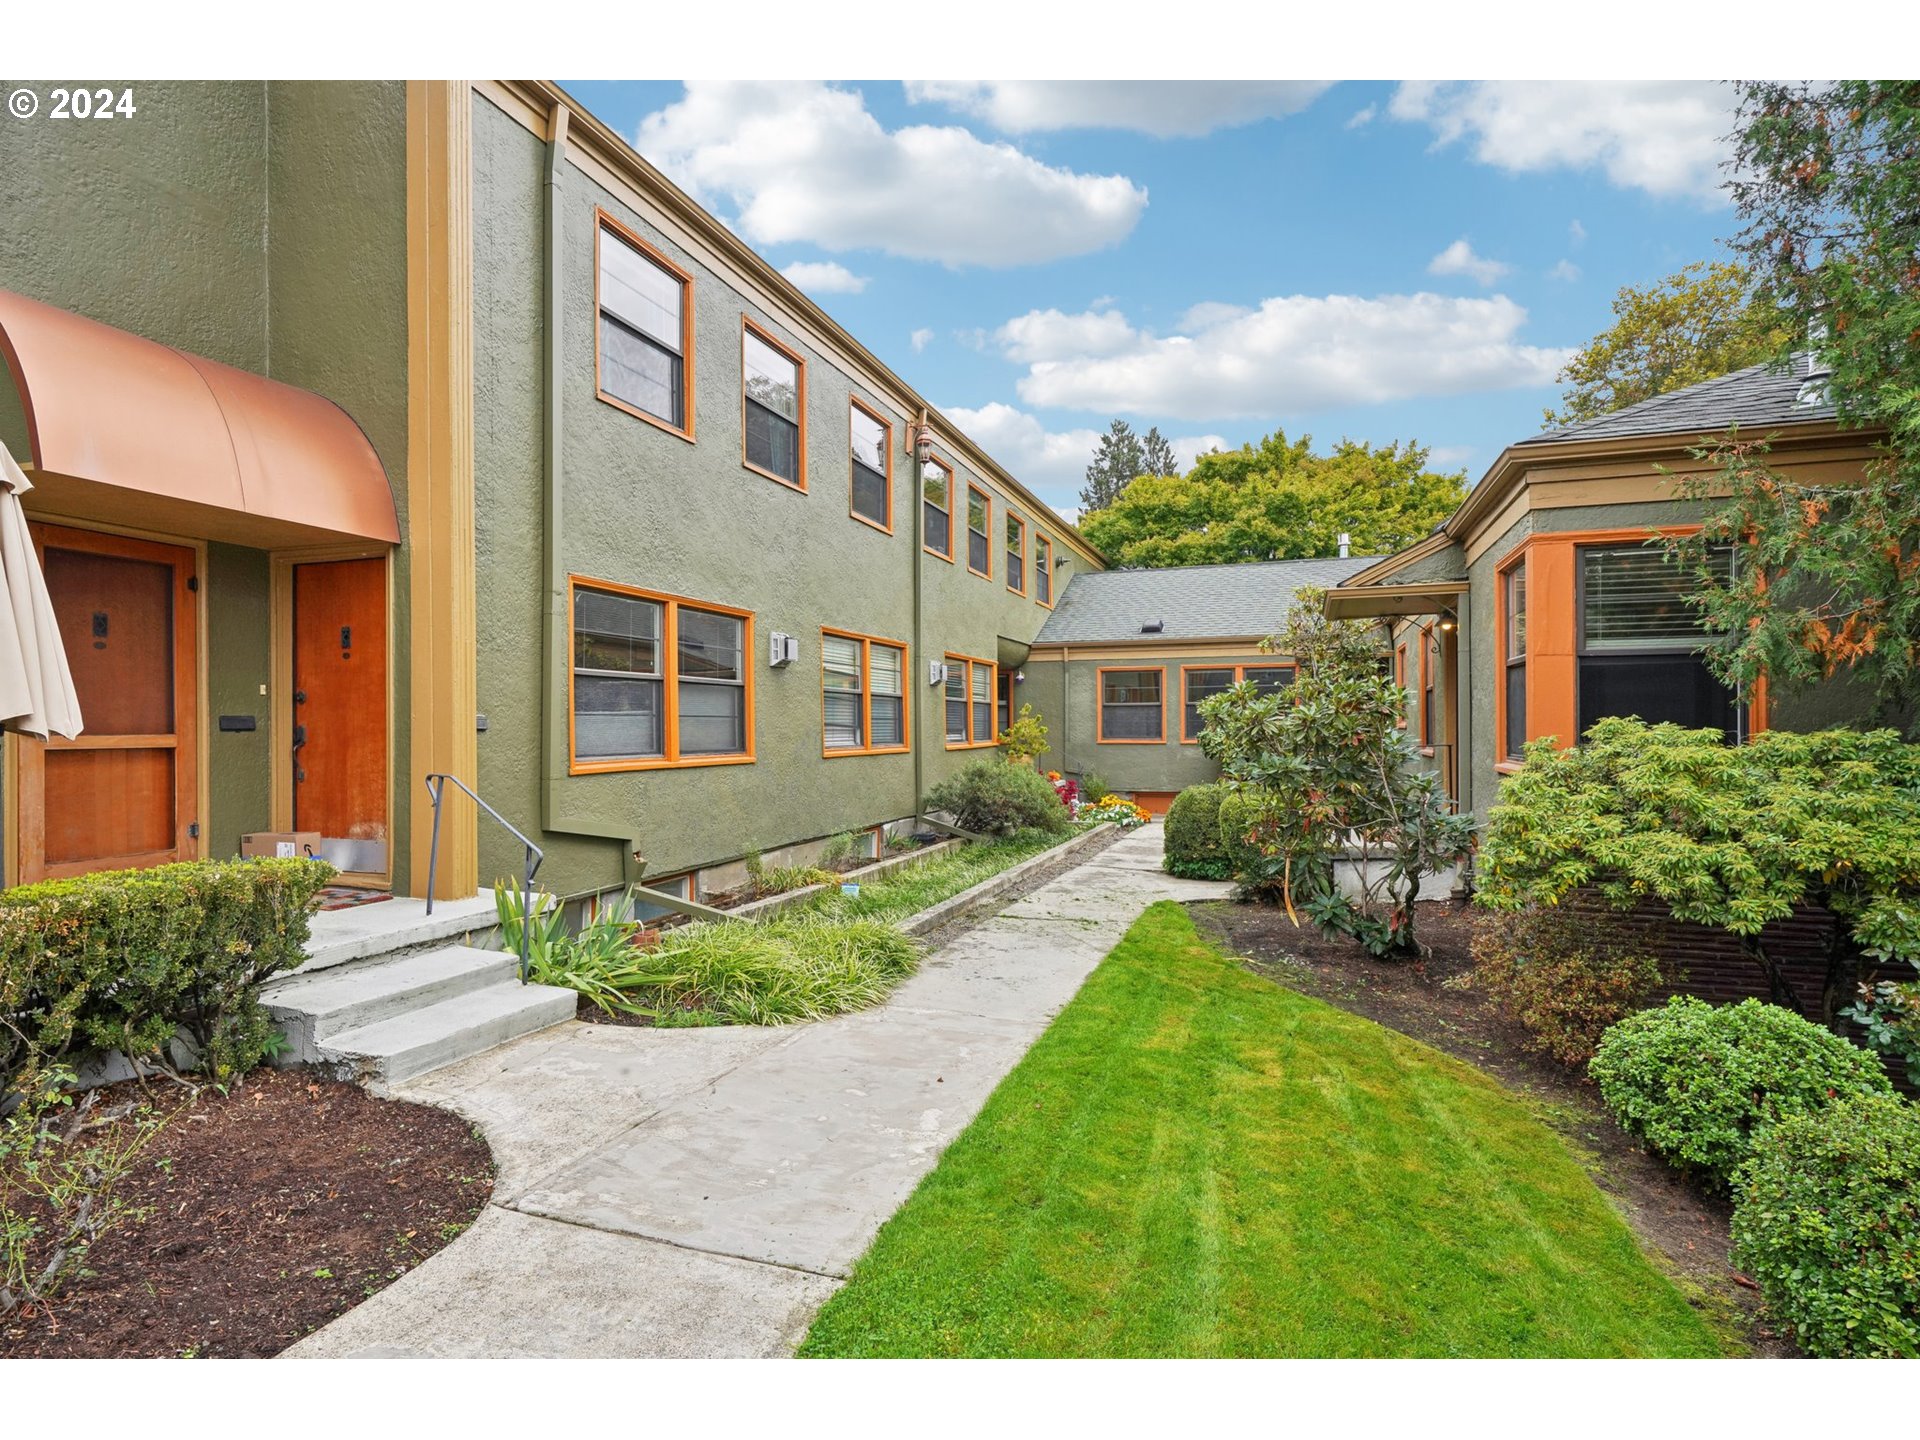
top-left (905, 80), bottom-right (1329, 139)
top-left (1427, 238), bottom-right (1510, 287)
top-left (637, 82), bottom-right (1148, 268)
top-left (779, 259), bottom-right (868, 294)
top-left (1548, 259), bottom-right (1582, 282)
top-left (1006, 293), bottom-right (1573, 422)
top-left (1389, 81), bottom-right (1733, 203)
top-left (994, 307), bottom-right (1138, 365)
top-left (1568, 218), bottom-right (1588, 246)
top-left (910, 327), bottom-right (935, 353)
top-left (1347, 104), bottom-right (1377, 129)
top-left (940, 401), bottom-right (1225, 500)
top-left (1426, 445), bottom-right (1475, 469)
top-left (1176, 301), bottom-right (1254, 331)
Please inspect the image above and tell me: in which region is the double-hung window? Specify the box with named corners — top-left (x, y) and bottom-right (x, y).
top-left (923, 458), bottom-right (952, 559)
top-left (1006, 512), bottom-right (1026, 593)
top-left (597, 214), bottom-right (693, 437)
top-left (1502, 560), bottom-right (1527, 760)
top-left (1100, 668), bottom-right (1164, 743)
top-left (1181, 663), bottom-right (1295, 741)
top-left (966, 485), bottom-right (991, 577)
top-left (823, 630), bottom-right (908, 756)
top-left (1034, 533), bottom-right (1053, 604)
top-left (849, 400), bottom-right (892, 531)
top-left (742, 321), bottom-right (804, 488)
top-left (943, 655), bottom-right (996, 747)
top-left (1577, 543), bottom-right (1738, 740)
top-left (570, 579), bottom-right (751, 771)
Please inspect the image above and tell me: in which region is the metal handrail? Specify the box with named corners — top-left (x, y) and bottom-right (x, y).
top-left (423, 773), bottom-right (545, 984)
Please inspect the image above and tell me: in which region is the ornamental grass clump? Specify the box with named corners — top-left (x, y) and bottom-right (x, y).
top-left (1588, 996), bottom-right (1890, 1186)
top-left (1730, 1093), bottom-right (1920, 1358)
top-left (641, 915), bottom-right (920, 1026)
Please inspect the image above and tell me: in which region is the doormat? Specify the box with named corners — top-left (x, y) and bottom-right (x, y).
top-left (315, 886), bottom-right (394, 911)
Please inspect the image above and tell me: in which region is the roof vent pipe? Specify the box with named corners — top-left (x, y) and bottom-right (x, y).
top-left (1799, 320), bottom-right (1832, 406)
top-left (1337, 532), bottom-right (1351, 559)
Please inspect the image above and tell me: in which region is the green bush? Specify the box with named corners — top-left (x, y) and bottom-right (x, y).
top-left (1470, 907), bottom-right (1664, 1067)
top-left (1731, 1093), bottom-right (1920, 1357)
top-left (926, 760), bottom-right (1071, 837)
top-left (1588, 996), bottom-right (1891, 1184)
top-left (1214, 790), bottom-right (1274, 896)
top-left (1164, 784), bottom-right (1232, 879)
top-left (0, 857), bottom-right (334, 1090)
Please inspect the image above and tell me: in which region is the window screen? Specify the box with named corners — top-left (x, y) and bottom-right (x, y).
top-left (573, 588), bottom-right (664, 760)
top-left (1101, 669), bottom-right (1163, 742)
top-left (851, 404), bottom-right (889, 526)
top-left (823, 632), bottom-right (864, 751)
top-left (743, 329), bottom-right (801, 484)
top-left (599, 227), bottom-right (686, 428)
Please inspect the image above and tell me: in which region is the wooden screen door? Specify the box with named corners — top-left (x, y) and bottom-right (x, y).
top-left (292, 558), bottom-right (389, 878)
top-left (17, 525), bottom-right (199, 883)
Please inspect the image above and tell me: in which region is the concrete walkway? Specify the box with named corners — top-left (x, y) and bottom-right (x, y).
top-left (286, 823), bottom-right (1228, 1358)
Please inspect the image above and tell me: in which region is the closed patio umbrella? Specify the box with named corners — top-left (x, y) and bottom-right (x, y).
top-left (0, 441), bottom-right (82, 739)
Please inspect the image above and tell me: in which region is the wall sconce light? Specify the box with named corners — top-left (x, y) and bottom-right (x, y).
top-left (912, 425), bottom-right (935, 467)
top-left (1438, 608), bottom-right (1458, 633)
top-left (1014, 670), bottom-right (1025, 682)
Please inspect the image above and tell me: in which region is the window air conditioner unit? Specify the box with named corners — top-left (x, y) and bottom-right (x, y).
top-left (769, 632), bottom-right (798, 667)
top-left (929, 660), bottom-right (949, 686)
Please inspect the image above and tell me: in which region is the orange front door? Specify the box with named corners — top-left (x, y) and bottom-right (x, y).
top-left (18, 525), bottom-right (199, 883)
top-left (292, 558), bottom-right (389, 877)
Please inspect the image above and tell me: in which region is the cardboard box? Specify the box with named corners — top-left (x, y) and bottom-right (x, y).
top-left (240, 831), bottom-right (322, 861)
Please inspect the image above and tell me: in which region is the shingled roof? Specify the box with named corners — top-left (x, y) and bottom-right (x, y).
top-left (1522, 354), bottom-right (1836, 445)
top-left (1033, 556), bottom-right (1378, 645)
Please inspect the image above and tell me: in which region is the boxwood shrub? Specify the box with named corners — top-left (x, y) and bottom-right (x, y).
top-left (1731, 1094), bottom-right (1920, 1357)
top-left (1163, 784), bottom-right (1232, 879)
top-left (925, 760), bottom-right (1071, 837)
top-left (0, 856), bottom-right (334, 1090)
top-left (1588, 996), bottom-right (1891, 1185)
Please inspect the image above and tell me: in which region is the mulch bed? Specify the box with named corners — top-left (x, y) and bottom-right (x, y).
top-left (1191, 898), bottom-right (1793, 1357)
top-left (2, 1067), bottom-right (492, 1358)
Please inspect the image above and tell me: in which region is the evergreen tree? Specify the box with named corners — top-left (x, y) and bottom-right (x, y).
top-left (1140, 426), bottom-right (1180, 480)
top-left (1079, 419), bottom-right (1146, 514)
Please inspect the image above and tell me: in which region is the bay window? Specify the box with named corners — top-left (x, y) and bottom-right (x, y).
top-left (1577, 543), bottom-right (1738, 739)
top-left (1502, 560), bottom-right (1527, 760)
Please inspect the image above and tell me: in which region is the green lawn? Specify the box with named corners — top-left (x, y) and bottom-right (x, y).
top-left (800, 902), bottom-right (1730, 1358)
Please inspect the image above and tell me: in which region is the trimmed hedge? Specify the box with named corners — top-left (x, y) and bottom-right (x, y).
top-left (1164, 784), bottom-right (1232, 879)
top-left (0, 857), bottom-right (334, 1089)
top-left (1214, 790), bottom-right (1280, 898)
top-left (926, 760), bottom-right (1071, 837)
top-left (1589, 996), bottom-right (1891, 1185)
top-left (1731, 1094), bottom-right (1920, 1357)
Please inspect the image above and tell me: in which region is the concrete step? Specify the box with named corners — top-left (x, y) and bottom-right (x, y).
top-left (263, 945), bottom-right (521, 1062)
top-left (318, 978), bottom-right (579, 1085)
top-left (300, 892), bottom-right (501, 975)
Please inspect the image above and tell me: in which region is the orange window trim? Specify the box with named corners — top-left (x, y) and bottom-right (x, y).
top-left (849, 396), bottom-right (894, 534)
top-left (923, 453), bottom-right (955, 562)
top-left (566, 574), bottom-right (755, 774)
top-left (822, 626), bottom-right (911, 759)
top-left (1098, 664), bottom-right (1167, 745)
top-left (1006, 509), bottom-right (1027, 594)
top-left (1394, 641), bottom-right (1408, 728)
top-left (966, 483), bottom-right (992, 579)
top-left (594, 209), bottom-right (696, 444)
top-left (943, 651), bottom-right (999, 749)
top-left (740, 316), bottom-right (807, 493)
top-left (1034, 532), bottom-right (1054, 607)
top-left (1178, 662), bottom-right (1297, 743)
top-left (1493, 524), bottom-right (1767, 764)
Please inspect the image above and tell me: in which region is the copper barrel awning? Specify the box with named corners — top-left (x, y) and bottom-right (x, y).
top-left (0, 288), bottom-right (400, 547)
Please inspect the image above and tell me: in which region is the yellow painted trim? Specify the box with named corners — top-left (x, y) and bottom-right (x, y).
top-left (407, 80), bottom-right (479, 900)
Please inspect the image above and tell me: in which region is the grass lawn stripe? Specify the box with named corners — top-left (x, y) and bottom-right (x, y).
top-left (799, 902), bottom-right (1730, 1358)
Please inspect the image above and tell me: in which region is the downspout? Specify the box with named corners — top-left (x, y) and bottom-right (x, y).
top-left (535, 103), bottom-right (645, 889)
top-left (910, 408), bottom-right (928, 819)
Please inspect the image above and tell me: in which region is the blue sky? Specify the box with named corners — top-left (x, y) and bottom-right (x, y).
top-left (562, 80), bottom-right (1740, 516)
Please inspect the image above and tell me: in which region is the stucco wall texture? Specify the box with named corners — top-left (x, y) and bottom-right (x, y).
top-left (0, 81), bottom-right (412, 881)
top-left (470, 95), bottom-right (1093, 897)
